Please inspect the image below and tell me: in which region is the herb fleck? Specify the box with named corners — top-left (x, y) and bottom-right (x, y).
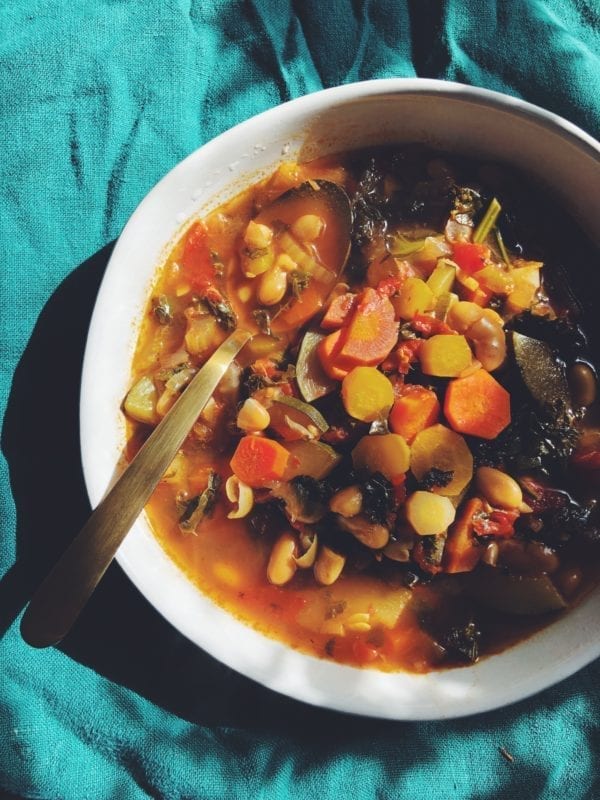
top-left (152, 294), bottom-right (173, 325)
top-left (418, 468), bottom-right (454, 491)
top-left (290, 270), bottom-right (310, 299)
top-left (252, 308), bottom-right (272, 335)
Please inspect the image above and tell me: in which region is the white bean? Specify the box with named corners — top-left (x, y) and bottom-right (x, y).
top-left (267, 532), bottom-right (298, 585)
top-left (244, 220), bottom-right (273, 250)
top-left (236, 398), bottom-right (270, 431)
top-left (314, 546), bottom-right (345, 586)
top-left (258, 267), bottom-right (287, 306)
top-left (467, 315), bottom-right (506, 371)
top-left (476, 467), bottom-right (522, 509)
top-left (329, 485), bottom-right (363, 517)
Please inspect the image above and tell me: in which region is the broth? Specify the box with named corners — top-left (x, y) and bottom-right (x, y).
top-left (124, 147), bottom-right (600, 671)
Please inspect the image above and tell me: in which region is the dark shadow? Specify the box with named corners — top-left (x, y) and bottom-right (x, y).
top-left (1, 242), bottom-right (115, 636)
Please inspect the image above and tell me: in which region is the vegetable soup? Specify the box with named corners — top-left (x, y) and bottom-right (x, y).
top-left (124, 146), bottom-right (600, 672)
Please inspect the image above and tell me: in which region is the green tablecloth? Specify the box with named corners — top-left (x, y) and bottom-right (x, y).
top-left (1, 2), bottom-right (599, 797)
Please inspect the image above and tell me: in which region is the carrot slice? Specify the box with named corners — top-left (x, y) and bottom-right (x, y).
top-left (229, 435), bottom-right (290, 488)
top-left (443, 497), bottom-right (484, 573)
top-left (388, 385), bottom-right (440, 442)
top-left (317, 329), bottom-right (350, 380)
top-left (321, 292), bottom-right (357, 330)
top-left (274, 282), bottom-right (325, 331)
top-left (336, 288), bottom-right (398, 367)
top-left (444, 369), bottom-right (511, 440)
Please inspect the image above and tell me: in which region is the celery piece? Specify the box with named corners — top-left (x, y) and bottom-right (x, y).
top-left (387, 232), bottom-right (426, 256)
top-left (473, 198), bottom-right (501, 244)
top-left (427, 259), bottom-right (457, 297)
top-left (495, 226), bottom-right (512, 267)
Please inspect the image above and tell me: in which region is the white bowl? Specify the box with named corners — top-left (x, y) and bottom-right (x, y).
top-left (80, 79), bottom-right (600, 720)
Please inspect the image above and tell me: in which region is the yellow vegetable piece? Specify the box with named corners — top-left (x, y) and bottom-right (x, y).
top-left (455, 268), bottom-right (479, 293)
top-left (341, 366), bottom-right (394, 422)
top-left (352, 433), bottom-right (410, 479)
top-left (405, 491), bottom-right (456, 535)
top-left (296, 575), bottom-right (411, 633)
top-left (124, 375), bottom-right (159, 425)
top-left (415, 236), bottom-right (451, 266)
top-left (506, 261), bottom-right (542, 313)
top-left (419, 334), bottom-right (472, 377)
top-left (410, 424), bottom-right (473, 496)
top-left (476, 265), bottom-right (515, 295)
top-left (393, 277), bottom-right (435, 320)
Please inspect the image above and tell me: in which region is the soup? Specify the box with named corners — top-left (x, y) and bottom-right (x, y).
top-left (123, 146), bottom-right (600, 672)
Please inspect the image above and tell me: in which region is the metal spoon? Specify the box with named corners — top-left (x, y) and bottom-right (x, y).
top-left (20, 328), bottom-right (252, 647)
top-left (21, 180), bottom-right (352, 648)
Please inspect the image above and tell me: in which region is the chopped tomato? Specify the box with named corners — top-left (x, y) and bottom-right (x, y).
top-left (251, 358), bottom-right (280, 380)
top-left (472, 508), bottom-right (520, 538)
top-left (451, 241), bottom-right (490, 275)
top-left (411, 314), bottom-right (454, 337)
top-left (391, 473), bottom-right (407, 504)
top-left (395, 339), bottom-right (423, 374)
top-left (321, 292), bottom-right (357, 329)
top-left (181, 221), bottom-right (217, 291)
top-left (461, 282), bottom-right (494, 307)
top-left (352, 639), bottom-right (380, 664)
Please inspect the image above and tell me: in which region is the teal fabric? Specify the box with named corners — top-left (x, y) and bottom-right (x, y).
top-left (1, 1), bottom-right (599, 797)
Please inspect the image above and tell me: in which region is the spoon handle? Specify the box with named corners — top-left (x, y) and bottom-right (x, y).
top-left (20, 327), bottom-right (252, 648)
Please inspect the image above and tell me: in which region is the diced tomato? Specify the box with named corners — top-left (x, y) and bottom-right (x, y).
top-left (251, 358), bottom-right (280, 380)
top-left (321, 292), bottom-right (357, 330)
top-left (351, 639), bottom-right (380, 664)
top-left (411, 314), bottom-right (454, 337)
top-left (472, 508), bottom-right (519, 538)
top-left (376, 262), bottom-right (416, 297)
top-left (451, 242), bottom-right (490, 275)
top-left (461, 283), bottom-right (494, 307)
top-left (390, 473), bottom-right (407, 504)
top-left (395, 339), bottom-right (423, 374)
top-left (181, 221), bottom-right (217, 291)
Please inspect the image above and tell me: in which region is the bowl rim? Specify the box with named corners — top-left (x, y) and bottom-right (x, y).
top-left (80, 77), bottom-right (600, 720)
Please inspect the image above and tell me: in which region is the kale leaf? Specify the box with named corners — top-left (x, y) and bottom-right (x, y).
top-left (360, 471), bottom-right (394, 525)
top-left (441, 620), bottom-right (481, 664)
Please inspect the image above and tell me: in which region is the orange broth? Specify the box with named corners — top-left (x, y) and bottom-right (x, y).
top-left (125, 148), bottom-right (600, 672)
